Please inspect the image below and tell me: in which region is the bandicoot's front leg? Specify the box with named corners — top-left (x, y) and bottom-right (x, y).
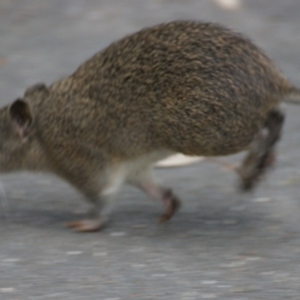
top-left (66, 167), bottom-right (124, 232)
top-left (67, 192), bottom-right (113, 232)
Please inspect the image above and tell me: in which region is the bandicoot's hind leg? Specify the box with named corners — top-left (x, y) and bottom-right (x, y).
top-left (238, 108), bottom-right (285, 191)
top-left (128, 167), bottom-right (181, 223)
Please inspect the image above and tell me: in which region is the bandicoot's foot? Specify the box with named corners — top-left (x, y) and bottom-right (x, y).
top-left (239, 150), bottom-right (276, 191)
top-left (67, 219), bottom-right (107, 232)
top-left (159, 190), bottom-right (181, 223)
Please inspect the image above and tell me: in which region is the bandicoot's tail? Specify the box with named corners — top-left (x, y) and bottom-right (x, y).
top-left (285, 86), bottom-right (300, 104)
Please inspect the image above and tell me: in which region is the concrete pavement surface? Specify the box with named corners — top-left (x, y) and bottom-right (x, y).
top-left (1, 1), bottom-right (300, 299)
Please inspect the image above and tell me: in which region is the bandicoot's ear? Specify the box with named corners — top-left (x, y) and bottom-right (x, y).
top-left (9, 98), bottom-right (33, 139)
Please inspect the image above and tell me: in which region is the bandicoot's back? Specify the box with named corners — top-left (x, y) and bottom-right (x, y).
top-left (51, 21), bottom-right (292, 157)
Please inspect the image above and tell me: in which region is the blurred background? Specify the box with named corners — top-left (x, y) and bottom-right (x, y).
top-left (1, 0), bottom-right (300, 100)
top-left (0, 1), bottom-right (300, 299)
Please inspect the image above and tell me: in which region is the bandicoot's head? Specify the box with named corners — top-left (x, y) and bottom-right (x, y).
top-left (0, 83), bottom-right (49, 172)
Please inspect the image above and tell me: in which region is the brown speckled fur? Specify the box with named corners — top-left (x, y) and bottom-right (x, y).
top-left (50, 21), bottom-right (295, 157)
top-left (0, 21), bottom-right (298, 231)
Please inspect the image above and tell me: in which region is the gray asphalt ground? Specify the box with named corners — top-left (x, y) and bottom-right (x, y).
top-left (1, 1), bottom-right (300, 299)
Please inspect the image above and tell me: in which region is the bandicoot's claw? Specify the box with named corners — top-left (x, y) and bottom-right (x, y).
top-left (67, 219), bottom-right (106, 232)
top-left (159, 195), bottom-right (181, 223)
